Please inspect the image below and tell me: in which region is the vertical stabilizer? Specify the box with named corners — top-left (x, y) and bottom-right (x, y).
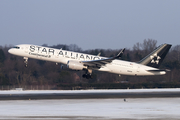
top-left (138, 44), bottom-right (171, 68)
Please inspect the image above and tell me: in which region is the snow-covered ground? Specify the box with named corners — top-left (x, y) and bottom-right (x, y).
top-left (0, 98), bottom-right (180, 120)
top-left (0, 89), bottom-right (180, 119)
top-left (1, 88), bottom-right (180, 94)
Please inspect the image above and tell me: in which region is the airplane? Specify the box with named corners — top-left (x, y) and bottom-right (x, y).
top-left (8, 43), bottom-right (171, 79)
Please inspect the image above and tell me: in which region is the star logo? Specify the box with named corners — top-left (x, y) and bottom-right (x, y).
top-left (150, 53), bottom-right (161, 64)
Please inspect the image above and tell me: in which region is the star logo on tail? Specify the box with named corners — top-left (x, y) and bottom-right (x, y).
top-left (150, 53), bottom-right (161, 64)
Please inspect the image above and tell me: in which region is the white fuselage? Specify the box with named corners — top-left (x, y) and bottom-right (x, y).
top-left (8, 44), bottom-right (166, 76)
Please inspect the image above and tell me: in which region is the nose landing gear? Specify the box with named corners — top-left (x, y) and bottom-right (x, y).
top-left (24, 57), bottom-right (28, 67)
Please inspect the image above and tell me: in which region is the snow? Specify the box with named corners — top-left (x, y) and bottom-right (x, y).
top-left (1, 88), bottom-right (180, 94)
top-left (0, 89), bottom-right (180, 119)
top-left (0, 98), bottom-right (180, 119)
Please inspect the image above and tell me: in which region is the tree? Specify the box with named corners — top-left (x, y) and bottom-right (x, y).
top-left (133, 39), bottom-right (157, 61)
top-left (1, 41), bottom-right (180, 89)
top-left (0, 49), bottom-right (5, 63)
top-left (133, 39), bottom-right (157, 54)
top-left (141, 39), bottom-right (157, 54)
top-left (171, 45), bottom-right (180, 61)
top-left (68, 44), bottom-right (82, 52)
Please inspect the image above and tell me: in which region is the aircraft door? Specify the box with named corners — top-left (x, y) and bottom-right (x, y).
top-left (25, 46), bottom-right (28, 53)
top-left (137, 66), bottom-right (140, 73)
top-left (55, 50), bottom-right (59, 58)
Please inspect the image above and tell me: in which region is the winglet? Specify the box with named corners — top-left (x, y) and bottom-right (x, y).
top-left (97, 52), bottom-right (101, 56)
top-left (115, 48), bottom-right (125, 59)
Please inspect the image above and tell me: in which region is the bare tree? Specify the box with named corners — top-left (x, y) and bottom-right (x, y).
top-left (68, 44), bottom-right (82, 52)
top-left (171, 45), bottom-right (180, 61)
top-left (133, 42), bottom-right (141, 51)
top-left (141, 39), bottom-right (157, 54)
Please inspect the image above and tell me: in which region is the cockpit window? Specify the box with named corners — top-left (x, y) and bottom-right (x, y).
top-left (13, 46), bottom-right (20, 49)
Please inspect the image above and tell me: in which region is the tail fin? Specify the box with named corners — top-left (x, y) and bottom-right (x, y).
top-left (138, 43), bottom-right (172, 68)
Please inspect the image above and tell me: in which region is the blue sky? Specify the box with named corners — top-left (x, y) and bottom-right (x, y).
top-left (0, 0), bottom-right (180, 50)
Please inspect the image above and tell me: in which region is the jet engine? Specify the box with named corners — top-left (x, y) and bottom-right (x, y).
top-left (67, 60), bottom-right (86, 70)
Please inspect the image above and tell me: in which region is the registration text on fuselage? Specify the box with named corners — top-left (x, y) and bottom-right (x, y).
top-left (29, 45), bottom-right (103, 60)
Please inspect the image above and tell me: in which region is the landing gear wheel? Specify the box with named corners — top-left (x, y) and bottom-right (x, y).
top-left (23, 57), bottom-right (28, 68)
top-left (82, 74), bottom-right (86, 78)
top-left (82, 69), bottom-right (93, 79)
top-left (86, 74), bottom-right (91, 79)
top-left (82, 74), bottom-right (92, 79)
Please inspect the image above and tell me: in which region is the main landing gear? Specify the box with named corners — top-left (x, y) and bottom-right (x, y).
top-left (82, 74), bottom-right (92, 79)
top-left (82, 69), bottom-right (93, 79)
top-left (24, 57), bottom-right (28, 67)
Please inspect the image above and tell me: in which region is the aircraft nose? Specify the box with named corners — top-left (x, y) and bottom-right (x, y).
top-left (8, 49), bottom-right (13, 54)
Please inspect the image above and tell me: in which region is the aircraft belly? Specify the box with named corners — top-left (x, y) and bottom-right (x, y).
top-left (135, 69), bottom-right (166, 76)
top-left (106, 64), bottom-right (136, 75)
top-left (146, 71), bottom-right (166, 75)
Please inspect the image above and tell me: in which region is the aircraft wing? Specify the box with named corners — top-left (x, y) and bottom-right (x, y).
top-left (81, 48), bottom-right (125, 68)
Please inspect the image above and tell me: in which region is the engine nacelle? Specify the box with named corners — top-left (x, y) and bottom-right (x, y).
top-left (67, 60), bottom-right (86, 70)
